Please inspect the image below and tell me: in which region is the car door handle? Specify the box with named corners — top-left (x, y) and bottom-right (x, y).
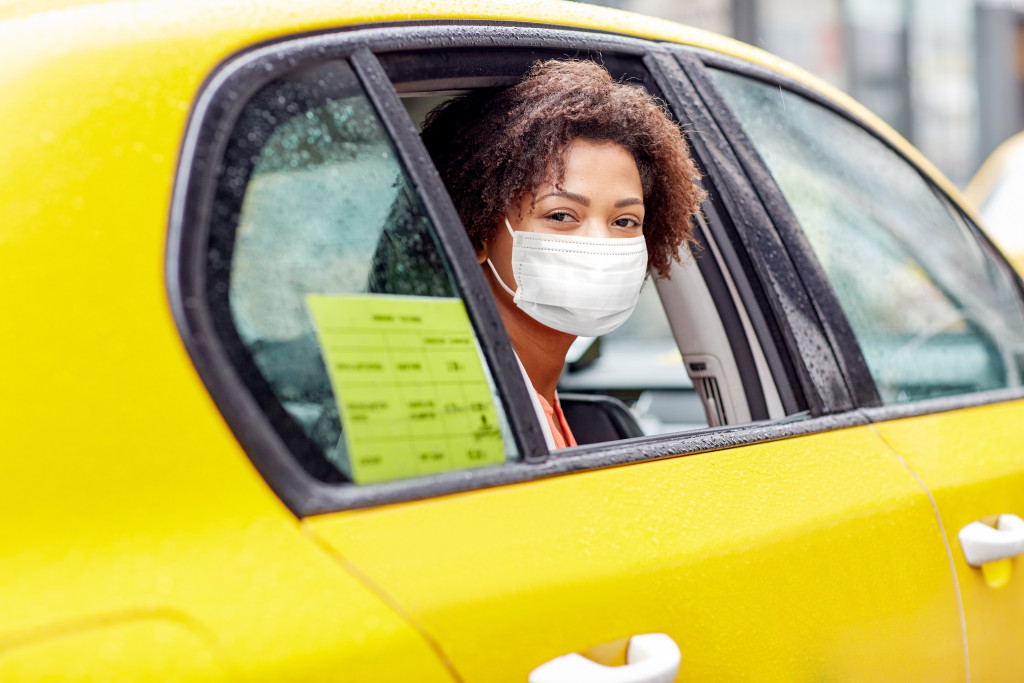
top-left (528, 633), bottom-right (680, 683)
top-left (959, 514), bottom-right (1024, 567)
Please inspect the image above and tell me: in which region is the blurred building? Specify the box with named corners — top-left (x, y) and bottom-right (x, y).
top-left (580, 0), bottom-right (1024, 187)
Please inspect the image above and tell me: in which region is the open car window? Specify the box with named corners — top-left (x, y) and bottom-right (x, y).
top-left (389, 49), bottom-right (794, 441)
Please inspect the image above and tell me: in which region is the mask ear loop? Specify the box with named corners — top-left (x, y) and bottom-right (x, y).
top-left (484, 218), bottom-right (519, 297)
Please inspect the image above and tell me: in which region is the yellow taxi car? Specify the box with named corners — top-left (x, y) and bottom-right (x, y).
top-left (966, 130), bottom-right (1024, 274)
top-left (3, 0), bottom-right (1024, 680)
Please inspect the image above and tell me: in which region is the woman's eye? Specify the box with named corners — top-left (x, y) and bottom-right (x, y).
top-left (614, 217), bottom-right (642, 229)
top-left (548, 212), bottom-right (575, 223)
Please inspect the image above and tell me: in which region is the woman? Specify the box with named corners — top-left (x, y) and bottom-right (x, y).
top-left (422, 60), bottom-right (704, 448)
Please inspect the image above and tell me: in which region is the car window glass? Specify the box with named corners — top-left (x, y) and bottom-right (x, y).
top-left (709, 68), bottom-right (1024, 404)
top-left (211, 60), bottom-right (516, 485)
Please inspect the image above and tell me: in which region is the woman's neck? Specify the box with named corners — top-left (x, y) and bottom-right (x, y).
top-left (484, 267), bottom-right (575, 403)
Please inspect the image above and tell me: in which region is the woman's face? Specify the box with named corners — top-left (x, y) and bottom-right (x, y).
top-left (478, 138), bottom-right (645, 275)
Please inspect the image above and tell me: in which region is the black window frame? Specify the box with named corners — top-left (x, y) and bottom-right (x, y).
top-left (167, 22), bottom-right (867, 516)
top-left (649, 50), bottom-right (850, 416)
top-left (692, 50), bottom-right (1024, 422)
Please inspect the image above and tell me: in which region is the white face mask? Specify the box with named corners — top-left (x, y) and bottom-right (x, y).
top-left (485, 218), bottom-right (648, 336)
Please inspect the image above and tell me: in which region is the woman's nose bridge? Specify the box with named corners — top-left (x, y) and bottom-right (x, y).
top-left (580, 217), bottom-right (614, 238)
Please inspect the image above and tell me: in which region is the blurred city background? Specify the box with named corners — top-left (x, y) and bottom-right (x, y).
top-left (578, 0), bottom-right (1024, 188)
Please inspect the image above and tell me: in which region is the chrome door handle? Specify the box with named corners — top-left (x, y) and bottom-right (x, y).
top-left (958, 514), bottom-right (1024, 567)
top-left (528, 633), bottom-right (680, 683)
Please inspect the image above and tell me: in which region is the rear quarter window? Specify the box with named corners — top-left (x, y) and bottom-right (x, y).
top-left (205, 58), bottom-right (517, 486)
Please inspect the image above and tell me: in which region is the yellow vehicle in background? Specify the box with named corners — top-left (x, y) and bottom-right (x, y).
top-left (3, 1), bottom-right (1024, 680)
top-left (966, 130), bottom-right (1024, 273)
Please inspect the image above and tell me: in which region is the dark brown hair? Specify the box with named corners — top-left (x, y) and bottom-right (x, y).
top-left (421, 59), bottom-right (705, 277)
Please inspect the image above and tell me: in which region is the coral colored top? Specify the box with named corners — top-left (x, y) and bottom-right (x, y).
top-left (536, 392), bottom-right (578, 449)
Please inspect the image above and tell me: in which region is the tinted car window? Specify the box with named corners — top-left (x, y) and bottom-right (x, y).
top-left (211, 60), bottom-right (516, 484)
top-left (710, 68), bottom-right (1024, 404)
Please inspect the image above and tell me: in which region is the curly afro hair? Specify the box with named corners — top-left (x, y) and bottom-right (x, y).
top-left (421, 59), bottom-right (705, 278)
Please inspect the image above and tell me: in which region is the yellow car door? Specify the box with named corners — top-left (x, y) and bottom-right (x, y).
top-left (708, 57), bottom-right (1024, 681)
top-left (169, 22), bottom-right (968, 681)
top-left (871, 402), bottom-right (1024, 681)
top-left (308, 425), bottom-right (963, 682)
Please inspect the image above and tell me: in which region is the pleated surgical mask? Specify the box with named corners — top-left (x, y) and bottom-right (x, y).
top-left (485, 218), bottom-right (648, 337)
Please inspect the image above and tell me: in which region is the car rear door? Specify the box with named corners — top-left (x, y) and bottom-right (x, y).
top-left (171, 23), bottom-right (968, 681)
top-left (704, 51), bottom-right (1024, 680)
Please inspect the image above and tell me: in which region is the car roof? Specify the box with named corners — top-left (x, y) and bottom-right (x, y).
top-left (965, 130), bottom-right (1024, 207)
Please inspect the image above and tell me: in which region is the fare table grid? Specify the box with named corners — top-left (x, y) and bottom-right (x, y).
top-left (307, 294), bottom-right (505, 484)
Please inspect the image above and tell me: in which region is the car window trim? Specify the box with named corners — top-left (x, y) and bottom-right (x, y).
top-left (689, 215), bottom-right (771, 421)
top-left (859, 387), bottom-right (1024, 424)
top-left (170, 30), bottom-right (567, 515)
top-left (347, 47), bottom-right (550, 462)
top-left (170, 22), bottom-right (888, 515)
top-left (646, 50), bottom-right (806, 418)
top-left (648, 49), bottom-right (856, 416)
top-left (672, 50), bottom-right (882, 411)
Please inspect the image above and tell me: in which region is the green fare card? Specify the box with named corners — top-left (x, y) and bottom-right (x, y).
top-left (306, 294), bottom-right (505, 484)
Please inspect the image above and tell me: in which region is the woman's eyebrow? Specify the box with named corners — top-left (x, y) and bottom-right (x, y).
top-left (537, 192), bottom-right (645, 209)
top-left (537, 190), bottom-right (590, 206)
